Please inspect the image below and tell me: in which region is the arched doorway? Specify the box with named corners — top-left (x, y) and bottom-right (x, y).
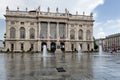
top-left (60, 42), bottom-right (65, 51)
top-left (50, 42), bottom-right (56, 53)
top-left (41, 42), bottom-right (47, 51)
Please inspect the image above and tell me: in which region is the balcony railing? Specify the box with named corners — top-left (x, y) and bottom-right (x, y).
top-left (6, 10), bottom-right (93, 20)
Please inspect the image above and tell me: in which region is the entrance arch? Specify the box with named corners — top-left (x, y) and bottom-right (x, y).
top-left (60, 42), bottom-right (65, 51)
top-left (50, 42), bottom-right (56, 53)
top-left (41, 42), bottom-right (47, 51)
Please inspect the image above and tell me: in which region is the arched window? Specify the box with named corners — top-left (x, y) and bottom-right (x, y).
top-left (10, 27), bottom-right (16, 38)
top-left (20, 27), bottom-right (25, 39)
top-left (70, 29), bottom-right (75, 39)
top-left (78, 29), bottom-right (83, 40)
top-left (29, 28), bottom-right (35, 39)
top-left (86, 30), bottom-right (91, 40)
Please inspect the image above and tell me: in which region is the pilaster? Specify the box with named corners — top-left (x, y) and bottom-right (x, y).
top-left (47, 22), bottom-right (50, 40)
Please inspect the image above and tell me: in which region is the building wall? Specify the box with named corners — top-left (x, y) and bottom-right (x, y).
top-left (105, 33), bottom-right (120, 52)
top-left (95, 33), bottom-right (120, 52)
top-left (5, 7), bottom-right (94, 52)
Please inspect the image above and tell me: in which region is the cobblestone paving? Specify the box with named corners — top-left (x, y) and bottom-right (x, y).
top-left (0, 52), bottom-right (120, 80)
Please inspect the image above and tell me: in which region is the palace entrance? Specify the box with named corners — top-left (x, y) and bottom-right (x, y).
top-left (41, 42), bottom-right (47, 51)
top-left (50, 42), bottom-right (56, 53)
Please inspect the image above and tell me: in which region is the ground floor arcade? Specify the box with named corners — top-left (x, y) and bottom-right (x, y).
top-left (5, 40), bottom-right (94, 52)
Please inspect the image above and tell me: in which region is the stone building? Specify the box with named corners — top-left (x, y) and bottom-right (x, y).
top-left (104, 33), bottom-right (120, 52)
top-left (4, 6), bottom-right (94, 52)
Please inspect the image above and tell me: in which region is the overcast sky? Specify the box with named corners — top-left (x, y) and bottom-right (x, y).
top-left (0, 0), bottom-right (120, 40)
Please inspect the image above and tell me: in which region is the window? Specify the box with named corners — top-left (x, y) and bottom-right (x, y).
top-left (20, 27), bottom-right (25, 39)
top-left (59, 23), bottom-right (65, 39)
top-left (78, 29), bottom-right (83, 40)
top-left (30, 43), bottom-right (34, 50)
top-left (86, 30), bottom-right (91, 40)
top-left (87, 44), bottom-right (90, 51)
top-left (50, 23), bottom-right (57, 39)
top-left (11, 21), bottom-right (15, 25)
top-left (79, 25), bottom-right (82, 27)
top-left (21, 43), bottom-right (24, 50)
top-left (30, 22), bottom-right (34, 25)
top-left (70, 29), bottom-right (75, 39)
top-left (21, 22), bottom-right (24, 25)
top-left (40, 22), bottom-right (48, 38)
top-left (29, 28), bottom-right (35, 39)
top-left (10, 27), bottom-right (16, 38)
top-left (11, 43), bottom-right (14, 51)
top-left (80, 44), bottom-right (82, 49)
top-left (71, 44), bottom-right (74, 51)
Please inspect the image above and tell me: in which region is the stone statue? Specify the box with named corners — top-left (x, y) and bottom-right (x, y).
top-left (83, 11), bottom-right (85, 15)
top-left (56, 7), bottom-right (58, 13)
top-left (38, 6), bottom-right (40, 11)
top-left (65, 8), bottom-right (67, 13)
top-left (90, 12), bottom-right (93, 16)
top-left (48, 7), bottom-right (50, 12)
top-left (17, 7), bottom-right (19, 11)
top-left (76, 11), bottom-right (78, 15)
top-left (6, 6), bottom-right (9, 11)
top-left (26, 8), bottom-right (28, 11)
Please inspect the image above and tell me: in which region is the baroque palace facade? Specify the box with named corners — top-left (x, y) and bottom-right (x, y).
top-left (4, 6), bottom-right (94, 52)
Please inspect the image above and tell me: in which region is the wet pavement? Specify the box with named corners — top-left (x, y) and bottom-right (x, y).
top-left (0, 52), bottom-right (120, 80)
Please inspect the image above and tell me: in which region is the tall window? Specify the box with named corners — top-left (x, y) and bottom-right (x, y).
top-left (59, 23), bottom-right (65, 39)
top-left (21, 43), bottom-right (24, 50)
top-left (11, 43), bottom-right (14, 51)
top-left (30, 43), bottom-right (34, 50)
top-left (10, 27), bottom-right (16, 38)
top-left (20, 27), bottom-right (25, 39)
top-left (86, 30), bottom-right (91, 40)
top-left (50, 23), bottom-right (57, 39)
top-left (70, 29), bottom-right (75, 39)
top-left (71, 44), bottom-right (74, 51)
top-left (29, 28), bottom-right (35, 39)
top-left (40, 22), bottom-right (48, 38)
top-left (78, 29), bottom-right (83, 40)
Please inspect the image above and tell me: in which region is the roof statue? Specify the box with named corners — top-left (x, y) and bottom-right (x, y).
top-left (56, 7), bottom-right (58, 13)
top-left (17, 7), bottom-right (19, 11)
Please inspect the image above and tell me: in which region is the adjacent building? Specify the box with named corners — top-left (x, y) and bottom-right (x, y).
top-left (4, 6), bottom-right (94, 52)
top-left (96, 33), bottom-right (120, 52)
top-left (104, 33), bottom-right (120, 52)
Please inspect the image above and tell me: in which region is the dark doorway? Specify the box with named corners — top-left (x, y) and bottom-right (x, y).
top-left (60, 42), bottom-right (65, 51)
top-left (41, 42), bottom-right (47, 51)
top-left (50, 42), bottom-right (56, 53)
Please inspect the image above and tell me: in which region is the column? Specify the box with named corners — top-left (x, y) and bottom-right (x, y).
top-left (83, 29), bottom-right (86, 41)
top-left (57, 22), bottom-right (59, 40)
top-left (38, 41), bottom-right (41, 52)
top-left (26, 27), bottom-right (29, 39)
top-left (76, 25), bottom-right (79, 40)
top-left (68, 24), bottom-right (70, 39)
top-left (16, 27), bottom-right (19, 40)
top-left (65, 23), bottom-right (67, 39)
top-left (47, 41), bottom-right (50, 50)
top-left (38, 22), bottom-right (41, 39)
top-left (47, 22), bottom-right (50, 40)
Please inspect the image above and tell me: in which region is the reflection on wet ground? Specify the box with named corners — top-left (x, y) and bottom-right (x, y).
top-left (0, 52), bottom-right (120, 80)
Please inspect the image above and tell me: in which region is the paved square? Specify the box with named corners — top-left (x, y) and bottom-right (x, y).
top-left (0, 53), bottom-right (120, 80)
